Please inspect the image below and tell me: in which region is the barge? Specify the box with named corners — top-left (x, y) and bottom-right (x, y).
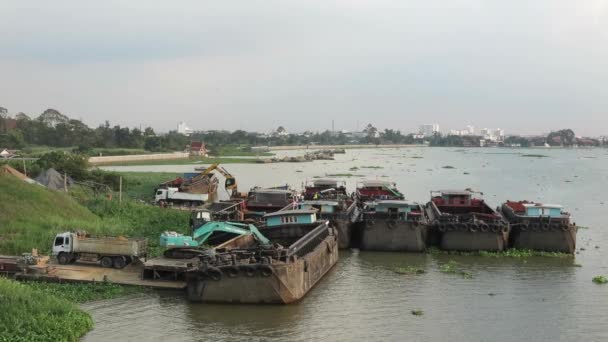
top-left (359, 200), bottom-right (428, 252)
top-left (300, 179), bottom-right (359, 248)
top-left (244, 187), bottom-right (297, 219)
top-left (500, 201), bottom-right (577, 253)
top-left (355, 180), bottom-right (429, 251)
top-left (185, 210), bottom-right (338, 304)
top-left (426, 190), bottom-right (509, 251)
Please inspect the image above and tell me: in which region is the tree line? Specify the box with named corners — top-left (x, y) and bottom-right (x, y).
top-left (0, 109), bottom-right (189, 153)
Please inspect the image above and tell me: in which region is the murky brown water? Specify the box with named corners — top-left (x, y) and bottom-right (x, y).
top-left (87, 148), bottom-right (608, 341)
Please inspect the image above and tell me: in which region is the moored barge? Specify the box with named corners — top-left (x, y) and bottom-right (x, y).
top-left (244, 187), bottom-right (297, 219)
top-left (426, 190), bottom-right (509, 251)
top-left (359, 200), bottom-right (429, 252)
top-left (300, 179), bottom-right (359, 248)
top-left (355, 180), bottom-right (429, 251)
top-left (185, 210), bottom-right (338, 304)
top-left (500, 201), bottom-right (577, 253)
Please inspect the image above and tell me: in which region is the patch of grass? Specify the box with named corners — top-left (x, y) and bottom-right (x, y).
top-left (349, 167), bottom-right (359, 171)
top-left (411, 309), bottom-right (424, 316)
top-left (210, 145), bottom-right (274, 157)
top-left (426, 247), bottom-right (571, 258)
top-left (89, 148), bottom-right (149, 157)
top-left (360, 166), bottom-right (383, 169)
top-left (117, 172), bottom-right (181, 202)
top-left (0, 277), bottom-right (93, 342)
top-left (393, 266), bottom-right (426, 275)
top-left (0, 172), bottom-right (103, 255)
top-left (84, 198), bottom-right (190, 257)
top-left (592, 276), bottom-right (608, 284)
top-left (438, 260), bottom-right (473, 278)
top-left (522, 154), bottom-right (549, 158)
top-left (325, 173), bottom-right (364, 177)
top-left (411, 156), bottom-right (424, 159)
top-left (22, 281), bottom-right (144, 303)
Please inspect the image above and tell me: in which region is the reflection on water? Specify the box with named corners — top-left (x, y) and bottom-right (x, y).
top-left (87, 148), bottom-right (608, 341)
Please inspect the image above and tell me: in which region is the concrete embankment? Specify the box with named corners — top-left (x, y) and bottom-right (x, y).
top-left (89, 152), bottom-right (189, 165)
top-left (255, 144), bottom-right (422, 151)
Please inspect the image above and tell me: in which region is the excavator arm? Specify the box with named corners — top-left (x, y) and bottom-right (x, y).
top-left (197, 163), bottom-right (238, 196)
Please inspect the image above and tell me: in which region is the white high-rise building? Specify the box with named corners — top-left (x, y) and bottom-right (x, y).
top-left (419, 124), bottom-right (440, 137)
top-left (480, 128), bottom-right (505, 142)
top-left (177, 121), bottom-right (193, 136)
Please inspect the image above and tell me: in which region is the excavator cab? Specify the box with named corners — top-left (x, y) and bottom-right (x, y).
top-left (225, 177), bottom-right (236, 188)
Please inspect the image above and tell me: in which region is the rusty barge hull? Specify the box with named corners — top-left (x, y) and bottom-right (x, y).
top-left (360, 221), bottom-right (426, 252)
top-left (438, 230), bottom-right (508, 251)
top-left (186, 234), bottom-right (338, 304)
top-left (509, 228), bottom-right (576, 253)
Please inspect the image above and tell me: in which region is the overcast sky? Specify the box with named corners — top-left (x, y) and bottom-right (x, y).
top-left (1, 0), bottom-right (607, 135)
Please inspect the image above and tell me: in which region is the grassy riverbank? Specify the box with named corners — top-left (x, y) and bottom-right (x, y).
top-left (0, 171), bottom-right (190, 256)
top-left (0, 171), bottom-right (189, 340)
top-left (0, 278), bottom-right (93, 342)
top-left (0, 278), bottom-right (144, 342)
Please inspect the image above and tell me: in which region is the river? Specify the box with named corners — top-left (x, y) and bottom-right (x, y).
top-left (84, 147), bottom-right (608, 341)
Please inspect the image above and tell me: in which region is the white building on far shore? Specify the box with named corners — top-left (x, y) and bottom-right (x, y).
top-left (177, 121), bottom-right (193, 136)
top-left (419, 124), bottom-right (440, 137)
top-left (480, 128), bottom-right (505, 142)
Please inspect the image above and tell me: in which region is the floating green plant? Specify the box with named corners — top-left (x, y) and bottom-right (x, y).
top-left (393, 266), bottom-right (426, 275)
top-left (411, 309), bottom-right (424, 316)
top-left (592, 276), bottom-right (607, 284)
top-left (522, 154), bottom-right (549, 158)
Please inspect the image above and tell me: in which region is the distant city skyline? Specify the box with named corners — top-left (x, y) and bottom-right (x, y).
top-left (1, 1), bottom-right (607, 136)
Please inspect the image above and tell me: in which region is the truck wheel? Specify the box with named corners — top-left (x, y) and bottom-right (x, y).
top-left (113, 256), bottom-right (126, 269)
top-left (57, 253), bottom-right (70, 265)
top-left (101, 256), bottom-right (113, 268)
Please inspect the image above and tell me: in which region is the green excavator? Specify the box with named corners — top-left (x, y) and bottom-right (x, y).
top-left (160, 221), bottom-right (270, 259)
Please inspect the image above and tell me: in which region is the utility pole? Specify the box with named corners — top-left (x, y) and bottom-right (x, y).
top-left (119, 176), bottom-right (123, 204)
top-left (64, 172), bottom-right (67, 192)
top-left (22, 159), bottom-right (27, 176)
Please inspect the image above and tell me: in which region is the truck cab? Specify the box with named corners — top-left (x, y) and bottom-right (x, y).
top-left (155, 188), bottom-right (169, 203)
top-left (52, 232), bottom-right (73, 256)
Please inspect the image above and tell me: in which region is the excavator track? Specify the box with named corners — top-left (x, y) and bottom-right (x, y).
top-left (164, 247), bottom-right (213, 259)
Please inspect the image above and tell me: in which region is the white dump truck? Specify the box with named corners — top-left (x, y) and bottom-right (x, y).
top-left (52, 232), bottom-right (148, 269)
top-left (154, 187), bottom-right (207, 207)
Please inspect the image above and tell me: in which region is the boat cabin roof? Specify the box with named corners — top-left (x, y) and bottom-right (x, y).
top-left (358, 180), bottom-right (396, 188)
top-left (433, 190), bottom-right (474, 196)
top-left (375, 200), bottom-right (417, 206)
top-left (522, 203), bottom-right (562, 209)
top-left (264, 209), bottom-right (318, 217)
top-left (299, 200), bottom-right (339, 206)
top-left (311, 178), bottom-right (341, 186)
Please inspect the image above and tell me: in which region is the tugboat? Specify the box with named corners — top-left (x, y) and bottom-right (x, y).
top-left (299, 179), bottom-right (359, 248)
top-left (426, 190), bottom-right (509, 251)
top-left (185, 210), bottom-right (338, 304)
top-left (500, 201), bottom-right (577, 253)
top-left (355, 180), bottom-right (427, 252)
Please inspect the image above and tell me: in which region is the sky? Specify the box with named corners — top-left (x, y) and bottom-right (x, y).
top-left (1, 0), bottom-right (607, 136)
